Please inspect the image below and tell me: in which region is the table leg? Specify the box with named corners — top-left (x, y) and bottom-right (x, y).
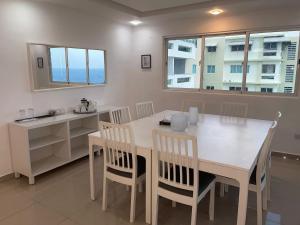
top-left (145, 151), bottom-right (152, 224)
top-left (89, 139), bottom-right (95, 201)
top-left (237, 176), bottom-right (249, 225)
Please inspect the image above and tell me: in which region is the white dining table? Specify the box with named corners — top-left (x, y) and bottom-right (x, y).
top-left (88, 110), bottom-right (273, 225)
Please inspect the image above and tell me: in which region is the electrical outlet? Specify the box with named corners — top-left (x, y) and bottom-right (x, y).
top-left (294, 134), bottom-right (300, 140)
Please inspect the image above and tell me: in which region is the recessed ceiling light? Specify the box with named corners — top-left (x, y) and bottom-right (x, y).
top-left (209, 8), bottom-right (224, 15)
top-left (130, 20), bottom-right (142, 26)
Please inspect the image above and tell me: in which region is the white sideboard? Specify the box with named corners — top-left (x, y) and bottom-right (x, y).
top-left (9, 105), bottom-right (116, 184)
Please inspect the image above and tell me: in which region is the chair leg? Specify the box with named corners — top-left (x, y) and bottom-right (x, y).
top-left (172, 201), bottom-right (176, 208)
top-left (263, 188), bottom-right (268, 211)
top-left (256, 190), bottom-right (263, 225)
top-left (191, 204), bottom-right (198, 225)
top-left (102, 176), bottom-right (108, 211)
top-left (267, 172), bottom-right (271, 201)
top-left (209, 184), bottom-right (215, 221)
top-left (130, 184), bottom-right (137, 223)
top-left (138, 182), bottom-right (143, 193)
top-left (220, 183), bottom-right (225, 197)
top-left (152, 195), bottom-right (159, 225)
top-left (225, 184), bottom-right (229, 193)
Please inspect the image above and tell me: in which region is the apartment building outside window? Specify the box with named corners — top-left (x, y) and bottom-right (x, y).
top-left (165, 30), bottom-right (299, 95)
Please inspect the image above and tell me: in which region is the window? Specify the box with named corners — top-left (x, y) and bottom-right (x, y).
top-left (168, 43), bottom-right (174, 49)
top-left (263, 52), bottom-right (277, 56)
top-left (177, 77), bottom-right (190, 83)
top-left (284, 87), bottom-right (293, 93)
top-left (230, 65), bottom-right (243, 73)
top-left (50, 48), bottom-right (67, 82)
top-left (207, 65), bottom-right (216, 73)
top-left (49, 47), bottom-right (106, 84)
top-left (207, 46), bottom-right (217, 52)
top-left (261, 88), bottom-right (273, 93)
top-left (231, 44), bottom-right (252, 52)
top-left (262, 64), bottom-right (276, 74)
top-left (178, 46), bottom-right (192, 52)
top-left (264, 42), bottom-right (277, 50)
top-left (192, 64), bottom-right (197, 74)
top-left (206, 86), bottom-right (214, 90)
top-left (229, 86), bottom-right (242, 91)
top-left (165, 30), bottom-right (299, 95)
top-left (88, 50), bottom-right (105, 84)
top-left (166, 38), bottom-right (201, 88)
top-left (68, 48), bottom-right (87, 83)
top-left (261, 75), bottom-right (275, 80)
top-left (285, 65), bottom-right (295, 82)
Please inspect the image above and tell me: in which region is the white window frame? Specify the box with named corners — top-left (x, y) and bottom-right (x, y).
top-left (163, 28), bottom-right (300, 97)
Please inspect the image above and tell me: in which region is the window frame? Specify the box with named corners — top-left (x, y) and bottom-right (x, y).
top-left (48, 45), bottom-right (107, 87)
top-left (163, 28), bottom-right (300, 97)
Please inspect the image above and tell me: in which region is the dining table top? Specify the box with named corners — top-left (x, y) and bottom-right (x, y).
top-left (90, 110), bottom-right (273, 172)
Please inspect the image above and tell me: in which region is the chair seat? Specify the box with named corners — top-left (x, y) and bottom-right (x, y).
top-left (250, 165), bottom-right (266, 185)
top-left (159, 166), bottom-right (215, 197)
top-left (107, 154), bottom-right (146, 178)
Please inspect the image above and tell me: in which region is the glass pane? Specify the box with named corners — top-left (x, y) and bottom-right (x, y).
top-left (88, 50), bottom-right (105, 84)
top-left (49, 48), bottom-right (67, 82)
top-left (203, 34), bottom-right (246, 91)
top-left (246, 31), bottom-right (300, 94)
top-left (68, 48), bottom-right (87, 83)
top-left (166, 38), bottom-right (201, 89)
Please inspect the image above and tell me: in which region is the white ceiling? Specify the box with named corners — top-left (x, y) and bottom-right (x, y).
top-left (111, 0), bottom-right (211, 12)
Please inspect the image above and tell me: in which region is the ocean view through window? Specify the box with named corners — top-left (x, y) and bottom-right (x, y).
top-left (50, 47), bottom-right (106, 85)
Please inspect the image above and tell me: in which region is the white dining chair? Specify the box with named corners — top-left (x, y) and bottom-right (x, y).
top-left (217, 121), bottom-right (278, 225)
top-left (220, 102), bottom-right (248, 118)
top-left (152, 129), bottom-right (216, 225)
top-left (267, 111), bottom-right (282, 201)
top-left (182, 100), bottom-right (206, 113)
top-left (100, 122), bottom-right (146, 223)
top-left (135, 101), bottom-right (155, 119)
top-left (109, 106), bottom-right (132, 124)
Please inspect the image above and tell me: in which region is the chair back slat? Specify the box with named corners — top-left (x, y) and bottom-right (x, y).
top-left (152, 129), bottom-right (198, 193)
top-left (182, 100), bottom-right (206, 113)
top-left (99, 122), bottom-right (136, 175)
top-left (136, 101), bottom-right (155, 119)
top-left (256, 121), bottom-right (278, 184)
top-left (110, 107), bottom-right (132, 124)
top-left (221, 102), bottom-right (248, 118)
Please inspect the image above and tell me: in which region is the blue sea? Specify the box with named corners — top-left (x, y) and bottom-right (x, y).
top-left (52, 68), bottom-right (105, 84)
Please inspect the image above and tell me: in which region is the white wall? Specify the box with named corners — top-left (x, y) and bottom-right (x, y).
top-left (0, 0), bottom-right (133, 177)
top-left (131, 8), bottom-right (300, 156)
top-left (1, 0), bottom-right (300, 177)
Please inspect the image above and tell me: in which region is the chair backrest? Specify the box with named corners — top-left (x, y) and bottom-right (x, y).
top-left (135, 101), bottom-right (155, 119)
top-left (256, 121), bottom-right (278, 184)
top-left (99, 122), bottom-right (137, 177)
top-left (221, 102), bottom-right (248, 118)
top-left (110, 107), bottom-right (132, 124)
top-left (182, 100), bottom-right (206, 113)
top-left (152, 129), bottom-right (199, 195)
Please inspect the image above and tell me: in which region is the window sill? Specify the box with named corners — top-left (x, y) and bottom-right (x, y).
top-left (32, 83), bottom-right (107, 92)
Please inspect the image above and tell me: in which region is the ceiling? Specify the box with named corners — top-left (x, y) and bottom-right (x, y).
top-left (110, 0), bottom-right (211, 12)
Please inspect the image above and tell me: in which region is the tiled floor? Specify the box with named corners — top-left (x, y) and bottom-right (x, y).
top-left (0, 155), bottom-right (299, 225)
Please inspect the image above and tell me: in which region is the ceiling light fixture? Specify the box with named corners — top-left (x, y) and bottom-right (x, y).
top-left (209, 8), bottom-right (224, 15)
top-left (130, 20), bottom-right (142, 26)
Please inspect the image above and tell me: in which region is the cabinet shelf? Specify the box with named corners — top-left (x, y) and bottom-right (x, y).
top-left (29, 136), bottom-right (66, 151)
top-left (70, 127), bottom-right (97, 139)
top-left (71, 145), bottom-right (89, 160)
top-left (31, 155), bottom-right (67, 176)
